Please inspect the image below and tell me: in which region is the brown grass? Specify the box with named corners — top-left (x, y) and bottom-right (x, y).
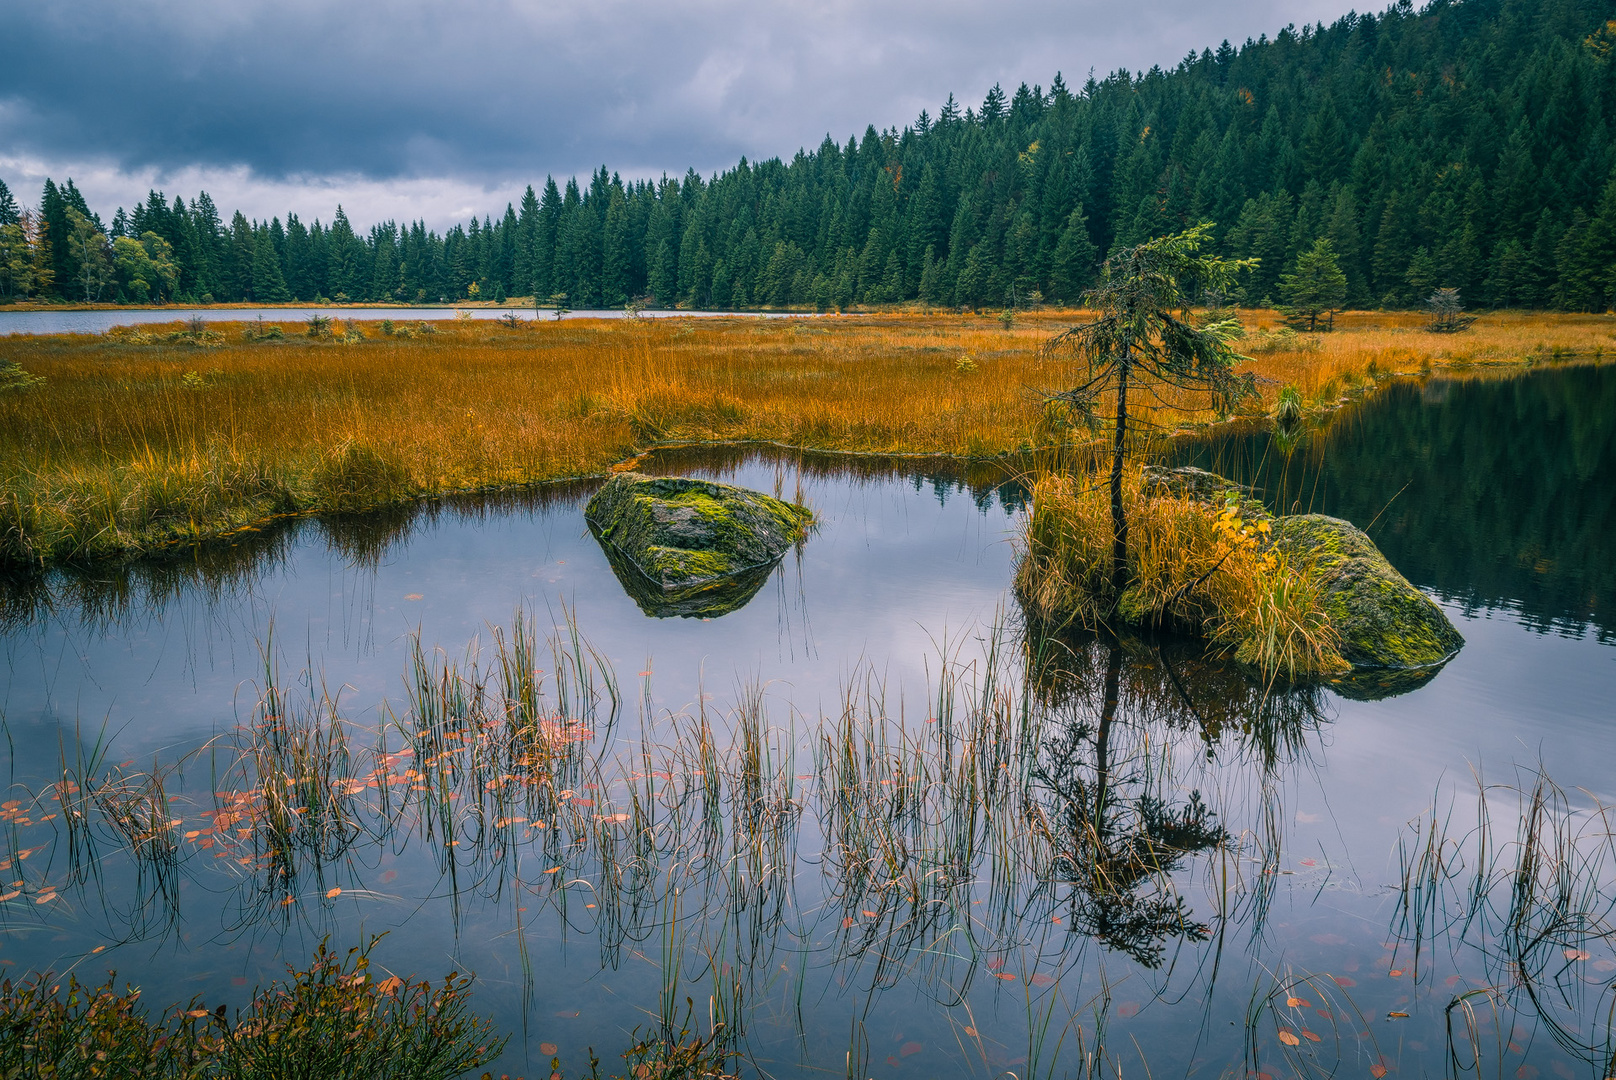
top-left (1015, 468), bottom-right (1348, 680)
top-left (0, 309), bottom-right (1610, 564)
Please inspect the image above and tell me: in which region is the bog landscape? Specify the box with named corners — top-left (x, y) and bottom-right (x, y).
top-left (2, 1), bottom-right (1615, 1078)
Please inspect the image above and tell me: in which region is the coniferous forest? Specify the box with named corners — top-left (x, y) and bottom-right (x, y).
top-left (3, 0), bottom-right (1616, 312)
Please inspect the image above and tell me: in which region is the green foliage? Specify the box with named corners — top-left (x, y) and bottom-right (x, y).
top-left (0, 937), bottom-right (507, 1080)
top-left (1279, 238), bottom-right (1348, 330)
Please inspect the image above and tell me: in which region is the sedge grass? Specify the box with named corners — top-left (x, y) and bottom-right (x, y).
top-left (1, 310), bottom-right (1611, 566)
top-left (1015, 467), bottom-right (1348, 680)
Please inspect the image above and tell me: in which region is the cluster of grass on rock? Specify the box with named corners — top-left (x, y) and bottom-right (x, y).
top-left (1016, 467), bottom-right (1346, 681)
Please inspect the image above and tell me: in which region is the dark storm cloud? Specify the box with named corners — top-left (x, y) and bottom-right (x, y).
top-left (2, 0), bottom-right (1350, 211)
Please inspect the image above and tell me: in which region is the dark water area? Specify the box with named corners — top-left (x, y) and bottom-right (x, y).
top-left (1, 364), bottom-right (1613, 1080)
top-left (1172, 362), bottom-right (1616, 641)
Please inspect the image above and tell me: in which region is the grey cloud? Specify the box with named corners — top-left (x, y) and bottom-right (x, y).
top-left (2, 0), bottom-right (1353, 192)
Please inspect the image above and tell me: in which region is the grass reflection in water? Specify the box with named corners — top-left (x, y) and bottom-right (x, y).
top-left (2, 610), bottom-right (1614, 1079)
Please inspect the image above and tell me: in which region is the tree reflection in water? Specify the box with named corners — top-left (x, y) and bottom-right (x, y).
top-left (1025, 623), bottom-right (1333, 966)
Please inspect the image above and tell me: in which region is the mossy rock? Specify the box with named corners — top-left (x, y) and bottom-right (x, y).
top-left (595, 540), bottom-right (778, 619)
top-left (585, 472), bottom-right (812, 605)
top-left (1270, 514), bottom-right (1463, 671)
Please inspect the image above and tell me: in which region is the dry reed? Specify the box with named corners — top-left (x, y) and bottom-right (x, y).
top-left (0, 309), bottom-right (1609, 564)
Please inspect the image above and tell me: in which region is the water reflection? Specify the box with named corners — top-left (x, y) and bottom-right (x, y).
top-left (1174, 361), bottom-right (1616, 639)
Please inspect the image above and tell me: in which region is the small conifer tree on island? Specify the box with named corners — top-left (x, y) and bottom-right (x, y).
top-left (1044, 224), bottom-right (1256, 610)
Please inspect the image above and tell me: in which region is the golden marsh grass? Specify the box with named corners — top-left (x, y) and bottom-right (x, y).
top-left (0, 309), bottom-right (1610, 563)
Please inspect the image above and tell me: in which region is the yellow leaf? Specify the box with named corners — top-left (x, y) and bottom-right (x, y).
top-left (1278, 1029), bottom-right (1300, 1046)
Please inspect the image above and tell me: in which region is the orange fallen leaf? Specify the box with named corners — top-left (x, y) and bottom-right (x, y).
top-left (280, 896), bottom-right (295, 906)
top-left (994, 972), bottom-right (1016, 980)
top-left (1333, 976), bottom-right (1357, 987)
top-left (545, 867), bottom-right (562, 874)
top-left (1564, 948), bottom-right (1590, 961)
top-left (376, 976), bottom-right (404, 995)
top-left (539, 1042), bottom-right (559, 1056)
top-left (1387, 1011), bottom-right (1409, 1019)
top-left (1287, 997), bottom-right (1312, 1008)
top-left (34, 893), bottom-right (56, 904)
top-left (91, 946), bottom-right (105, 954)
top-left (326, 887), bottom-right (341, 899)
top-left (0, 891), bottom-right (18, 902)
top-left (1371, 1064), bottom-right (1389, 1078)
top-left (1388, 969), bottom-right (1403, 977)
top-left (963, 1026), bottom-right (978, 1037)
top-left (842, 916), bottom-right (855, 928)
top-left (1278, 1030), bottom-right (1301, 1046)
top-left (900, 1042), bottom-right (923, 1057)
top-left (861, 910), bottom-right (877, 917)
top-left (404, 594), bottom-right (424, 601)
top-left (1030, 973), bottom-right (1057, 987)
top-left (1303, 1030), bottom-right (1322, 1042)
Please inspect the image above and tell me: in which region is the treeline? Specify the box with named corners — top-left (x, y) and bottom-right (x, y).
top-left (3, 0), bottom-right (1616, 312)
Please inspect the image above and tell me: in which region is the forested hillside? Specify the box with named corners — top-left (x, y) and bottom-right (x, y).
top-left (3, 0), bottom-right (1615, 311)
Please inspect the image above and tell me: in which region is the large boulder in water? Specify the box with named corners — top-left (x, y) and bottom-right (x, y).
top-left (585, 472), bottom-right (812, 617)
top-left (1269, 513), bottom-right (1463, 671)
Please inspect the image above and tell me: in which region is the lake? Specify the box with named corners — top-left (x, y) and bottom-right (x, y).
top-left (1, 361), bottom-right (1612, 1079)
top-left (0, 306), bottom-right (807, 336)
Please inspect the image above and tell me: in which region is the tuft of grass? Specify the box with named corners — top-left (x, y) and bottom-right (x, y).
top-left (0, 936), bottom-right (506, 1080)
top-left (1016, 468), bottom-right (1347, 680)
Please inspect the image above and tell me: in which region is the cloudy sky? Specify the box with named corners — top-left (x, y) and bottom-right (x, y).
top-left (2, 0), bottom-right (1352, 231)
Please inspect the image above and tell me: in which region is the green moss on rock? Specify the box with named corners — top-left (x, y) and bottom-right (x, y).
top-left (585, 473), bottom-right (813, 602)
top-left (1269, 513), bottom-right (1464, 670)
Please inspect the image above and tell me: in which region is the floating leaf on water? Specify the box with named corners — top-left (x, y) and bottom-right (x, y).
top-left (1389, 969), bottom-right (1403, 977)
top-left (34, 893), bottom-right (56, 904)
top-left (1287, 997), bottom-right (1312, 1008)
top-left (539, 1042), bottom-right (559, 1056)
top-left (187, 1008), bottom-right (211, 1018)
top-left (964, 1026), bottom-right (978, 1037)
top-left (1445, 974), bottom-right (1463, 986)
top-left (91, 946), bottom-right (105, 954)
top-left (1118, 1001), bottom-right (1140, 1018)
top-left (900, 1042), bottom-right (923, 1057)
top-left (380, 870), bottom-right (397, 883)
top-left (0, 891), bottom-right (18, 902)
top-left (1030, 973), bottom-right (1057, 987)
top-left (1387, 1011), bottom-right (1409, 1019)
top-left (1333, 976), bottom-right (1357, 987)
top-left (1303, 1030), bottom-right (1322, 1043)
top-left (1564, 949), bottom-right (1591, 961)
top-left (545, 867), bottom-right (562, 874)
top-left (861, 910), bottom-right (877, 917)
top-left (885, 1057), bottom-right (899, 1068)
top-left (1515, 1068), bottom-right (1538, 1080)
top-left (280, 896), bottom-right (295, 906)
top-left (404, 594), bottom-right (424, 601)
top-left (326, 887), bottom-right (341, 899)
top-left (554, 1010), bottom-right (579, 1018)
top-left (994, 972), bottom-right (1016, 981)
top-left (1371, 1064), bottom-right (1389, 1078)
top-left (1278, 1030), bottom-right (1301, 1046)
top-left (841, 916), bottom-right (856, 928)
top-left (376, 976), bottom-right (404, 995)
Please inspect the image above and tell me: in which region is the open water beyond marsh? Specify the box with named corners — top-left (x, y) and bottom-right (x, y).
top-left (0, 362), bottom-right (1613, 1079)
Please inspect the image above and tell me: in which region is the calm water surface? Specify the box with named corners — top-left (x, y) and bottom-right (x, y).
top-left (0, 307), bottom-right (806, 335)
top-left (1, 363), bottom-right (1612, 1079)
